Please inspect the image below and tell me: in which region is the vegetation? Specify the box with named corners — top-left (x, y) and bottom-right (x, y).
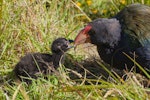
top-left (0, 0), bottom-right (150, 99)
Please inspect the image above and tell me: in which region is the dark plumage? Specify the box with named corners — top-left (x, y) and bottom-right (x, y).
top-left (74, 4), bottom-right (150, 74)
top-left (14, 38), bottom-right (73, 84)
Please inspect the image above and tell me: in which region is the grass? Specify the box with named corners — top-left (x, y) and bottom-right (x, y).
top-left (0, 0), bottom-right (150, 100)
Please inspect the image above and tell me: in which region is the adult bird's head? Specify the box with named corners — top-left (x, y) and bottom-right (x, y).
top-left (74, 18), bottom-right (121, 48)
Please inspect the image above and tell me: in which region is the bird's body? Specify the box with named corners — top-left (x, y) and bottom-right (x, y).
top-left (14, 53), bottom-right (54, 83)
top-left (14, 38), bottom-right (72, 84)
top-left (74, 4), bottom-right (150, 73)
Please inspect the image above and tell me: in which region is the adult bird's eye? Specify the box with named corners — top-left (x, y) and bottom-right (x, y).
top-left (88, 29), bottom-right (95, 35)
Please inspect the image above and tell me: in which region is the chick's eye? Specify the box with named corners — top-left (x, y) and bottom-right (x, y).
top-left (57, 43), bottom-right (61, 46)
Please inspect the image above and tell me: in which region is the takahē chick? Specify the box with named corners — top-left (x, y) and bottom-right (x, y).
top-left (14, 38), bottom-right (73, 84)
top-left (74, 4), bottom-right (150, 76)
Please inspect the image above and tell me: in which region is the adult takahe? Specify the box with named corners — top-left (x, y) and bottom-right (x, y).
top-left (74, 4), bottom-right (150, 74)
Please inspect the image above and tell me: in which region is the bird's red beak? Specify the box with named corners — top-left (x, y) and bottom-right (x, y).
top-left (74, 25), bottom-right (92, 46)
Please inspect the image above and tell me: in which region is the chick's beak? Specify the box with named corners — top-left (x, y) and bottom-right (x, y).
top-left (66, 39), bottom-right (74, 49)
